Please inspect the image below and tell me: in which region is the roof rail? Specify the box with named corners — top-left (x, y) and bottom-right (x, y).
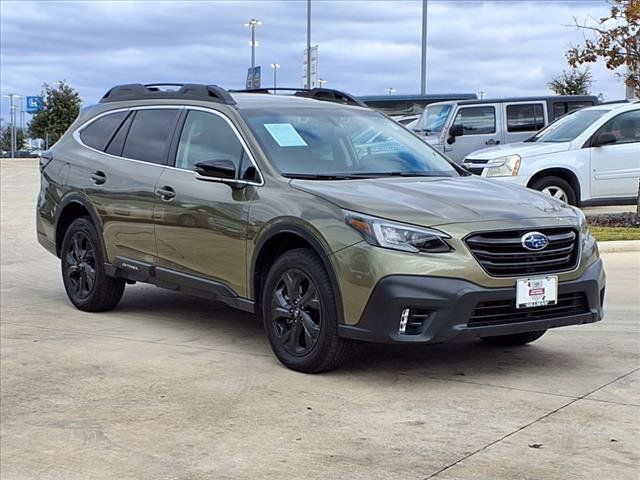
top-left (230, 87), bottom-right (367, 107)
top-left (100, 83), bottom-right (236, 105)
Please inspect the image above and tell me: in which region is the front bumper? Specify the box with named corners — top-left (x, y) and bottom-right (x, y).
top-left (338, 258), bottom-right (605, 344)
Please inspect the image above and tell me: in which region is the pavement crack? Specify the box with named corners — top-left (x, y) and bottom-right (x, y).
top-left (423, 367), bottom-right (640, 479)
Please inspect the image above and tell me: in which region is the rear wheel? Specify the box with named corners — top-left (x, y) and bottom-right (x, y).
top-left (61, 217), bottom-right (125, 312)
top-left (481, 330), bottom-right (546, 347)
top-left (261, 248), bottom-right (352, 373)
top-left (531, 176), bottom-right (577, 205)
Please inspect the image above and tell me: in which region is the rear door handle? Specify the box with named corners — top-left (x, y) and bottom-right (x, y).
top-left (156, 185), bottom-right (176, 201)
top-left (90, 171), bottom-right (106, 185)
top-left (485, 139), bottom-right (500, 145)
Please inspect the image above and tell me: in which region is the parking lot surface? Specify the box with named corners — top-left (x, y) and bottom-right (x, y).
top-left (1, 159), bottom-right (639, 480)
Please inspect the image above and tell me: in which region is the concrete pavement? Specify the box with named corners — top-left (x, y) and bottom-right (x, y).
top-left (1, 159), bottom-right (639, 479)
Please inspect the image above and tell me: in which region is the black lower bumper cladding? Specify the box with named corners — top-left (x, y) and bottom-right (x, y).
top-left (339, 259), bottom-right (605, 344)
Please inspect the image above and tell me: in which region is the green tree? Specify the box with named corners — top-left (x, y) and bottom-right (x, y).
top-left (28, 81), bottom-right (81, 144)
top-left (0, 127), bottom-right (26, 153)
top-left (548, 67), bottom-right (594, 94)
top-left (566, 0), bottom-right (639, 97)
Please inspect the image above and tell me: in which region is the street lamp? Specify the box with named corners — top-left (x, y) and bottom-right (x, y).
top-left (245, 19), bottom-right (262, 88)
top-left (385, 87), bottom-right (396, 95)
top-left (270, 63), bottom-right (280, 91)
top-left (318, 78), bottom-right (327, 88)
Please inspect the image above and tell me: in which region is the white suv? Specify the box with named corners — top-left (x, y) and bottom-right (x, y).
top-left (462, 102), bottom-right (639, 206)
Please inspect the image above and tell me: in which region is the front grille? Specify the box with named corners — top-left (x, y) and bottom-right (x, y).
top-left (462, 158), bottom-right (488, 176)
top-left (465, 227), bottom-right (579, 277)
top-left (468, 292), bottom-right (589, 327)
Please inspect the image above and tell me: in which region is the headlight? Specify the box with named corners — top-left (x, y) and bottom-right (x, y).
top-left (344, 211), bottom-right (451, 253)
top-left (485, 154), bottom-right (521, 177)
top-left (575, 208), bottom-right (594, 245)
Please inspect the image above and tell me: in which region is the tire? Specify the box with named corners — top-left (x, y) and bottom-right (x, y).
top-left (261, 248), bottom-right (352, 373)
top-left (481, 330), bottom-right (547, 347)
top-left (531, 176), bottom-right (577, 206)
top-left (60, 216), bottom-right (125, 312)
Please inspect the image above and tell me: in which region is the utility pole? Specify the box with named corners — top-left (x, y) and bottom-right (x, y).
top-left (420, 0), bottom-right (428, 95)
top-left (306, 0), bottom-right (311, 89)
top-left (245, 19), bottom-right (262, 88)
top-left (318, 79), bottom-right (327, 88)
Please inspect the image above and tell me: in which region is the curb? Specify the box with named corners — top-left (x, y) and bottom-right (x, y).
top-left (598, 240), bottom-right (640, 253)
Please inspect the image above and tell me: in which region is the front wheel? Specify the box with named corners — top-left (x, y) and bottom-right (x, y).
top-left (261, 248), bottom-right (352, 373)
top-left (481, 330), bottom-right (546, 347)
top-left (530, 176), bottom-right (577, 205)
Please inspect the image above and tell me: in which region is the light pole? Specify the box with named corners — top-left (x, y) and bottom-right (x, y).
top-left (245, 19), bottom-right (262, 88)
top-left (318, 78), bottom-right (327, 88)
top-left (270, 63), bottom-right (280, 91)
top-left (420, 0), bottom-right (428, 94)
top-left (386, 87), bottom-right (396, 95)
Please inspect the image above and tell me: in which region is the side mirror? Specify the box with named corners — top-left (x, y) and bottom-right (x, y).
top-left (194, 159), bottom-right (236, 179)
top-left (447, 124), bottom-right (463, 145)
top-left (593, 132), bottom-right (617, 147)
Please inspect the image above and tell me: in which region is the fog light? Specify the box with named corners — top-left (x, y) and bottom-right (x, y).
top-left (399, 308), bottom-right (410, 333)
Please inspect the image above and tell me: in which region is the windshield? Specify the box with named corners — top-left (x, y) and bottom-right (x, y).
top-left (529, 109), bottom-right (609, 143)
top-left (417, 104), bottom-right (452, 133)
top-left (241, 107), bottom-right (458, 178)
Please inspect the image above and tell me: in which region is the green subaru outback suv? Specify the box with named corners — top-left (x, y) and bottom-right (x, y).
top-left (36, 83), bottom-right (605, 372)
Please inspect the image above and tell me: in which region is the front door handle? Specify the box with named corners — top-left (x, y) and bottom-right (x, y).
top-left (90, 171), bottom-right (106, 185)
top-left (485, 139), bottom-right (500, 145)
top-left (156, 185), bottom-right (176, 201)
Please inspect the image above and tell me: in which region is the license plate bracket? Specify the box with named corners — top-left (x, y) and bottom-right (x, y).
top-left (516, 275), bottom-right (558, 309)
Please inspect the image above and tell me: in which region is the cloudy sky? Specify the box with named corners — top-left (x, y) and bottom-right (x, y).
top-left (0, 0), bottom-right (627, 124)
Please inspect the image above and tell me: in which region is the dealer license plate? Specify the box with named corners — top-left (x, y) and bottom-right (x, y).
top-left (516, 275), bottom-right (558, 309)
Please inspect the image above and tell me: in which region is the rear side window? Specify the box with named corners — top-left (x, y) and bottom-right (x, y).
top-left (453, 106), bottom-right (496, 135)
top-left (105, 112), bottom-right (134, 157)
top-left (506, 103), bottom-right (544, 132)
top-left (121, 109), bottom-right (180, 164)
top-left (80, 111), bottom-right (128, 151)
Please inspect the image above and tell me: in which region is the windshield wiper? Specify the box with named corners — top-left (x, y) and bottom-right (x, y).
top-left (349, 171), bottom-right (444, 178)
top-left (282, 173), bottom-right (360, 180)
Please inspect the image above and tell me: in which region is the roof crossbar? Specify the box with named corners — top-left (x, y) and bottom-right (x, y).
top-left (99, 83), bottom-right (236, 105)
top-left (230, 87), bottom-right (367, 107)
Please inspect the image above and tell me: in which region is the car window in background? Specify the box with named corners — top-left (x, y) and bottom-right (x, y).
top-left (121, 109), bottom-right (179, 164)
top-left (418, 104), bottom-right (452, 133)
top-left (597, 110), bottom-right (640, 145)
top-left (241, 107), bottom-right (458, 177)
top-left (529, 109), bottom-right (609, 143)
top-left (176, 111), bottom-right (245, 172)
top-left (453, 106), bottom-right (496, 135)
top-left (506, 103), bottom-right (544, 132)
top-left (80, 111), bottom-right (128, 151)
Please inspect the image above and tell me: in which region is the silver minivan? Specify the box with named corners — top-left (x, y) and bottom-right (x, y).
top-left (414, 96), bottom-right (598, 163)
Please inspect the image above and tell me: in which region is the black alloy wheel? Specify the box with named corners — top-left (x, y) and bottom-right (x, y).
top-left (60, 216), bottom-right (125, 312)
top-left (65, 231), bottom-right (97, 299)
top-left (270, 268), bottom-right (322, 356)
top-left (261, 248), bottom-right (352, 373)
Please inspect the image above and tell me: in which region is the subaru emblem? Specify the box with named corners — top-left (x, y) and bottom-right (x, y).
top-left (521, 232), bottom-right (548, 251)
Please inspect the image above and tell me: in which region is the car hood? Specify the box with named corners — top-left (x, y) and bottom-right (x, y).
top-left (466, 141), bottom-right (571, 160)
top-left (291, 175), bottom-right (578, 227)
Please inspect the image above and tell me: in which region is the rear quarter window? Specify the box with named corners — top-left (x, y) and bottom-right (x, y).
top-left (80, 111), bottom-right (128, 151)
